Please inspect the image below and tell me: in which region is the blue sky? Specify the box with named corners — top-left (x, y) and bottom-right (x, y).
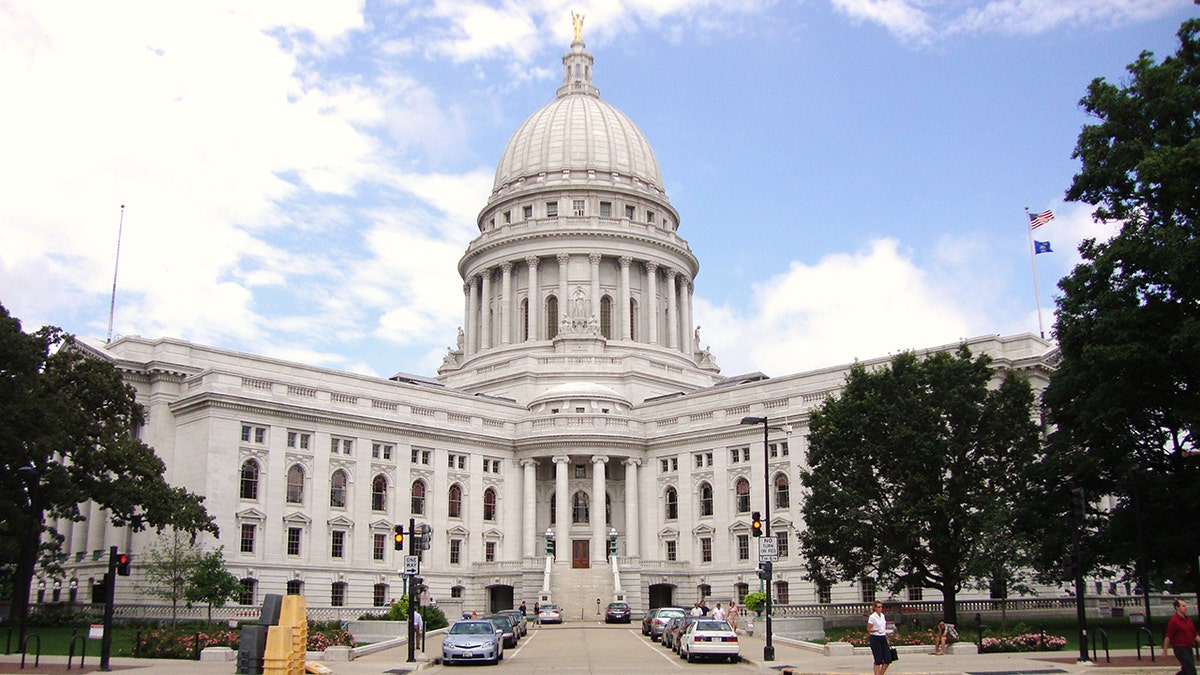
top-left (1, 0), bottom-right (1194, 379)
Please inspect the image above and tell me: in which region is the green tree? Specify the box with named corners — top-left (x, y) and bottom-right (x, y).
top-left (798, 347), bottom-right (1042, 624)
top-left (1040, 14), bottom-right (1200, 599)
top-left (185, 547), bottom-right (241, 623)
top-left (140, 531), bottom-right (203, 625)
top-left (0, 303), bottom-right (215, 641)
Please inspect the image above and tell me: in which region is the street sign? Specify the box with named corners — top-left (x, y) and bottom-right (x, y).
top-left (758, 537), bottom-right (778, 562)
top-left (403, 555), bottom-right (420, 575)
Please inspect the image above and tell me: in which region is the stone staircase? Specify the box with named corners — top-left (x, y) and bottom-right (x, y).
top-left (548, 562), bottom-right (616, 623)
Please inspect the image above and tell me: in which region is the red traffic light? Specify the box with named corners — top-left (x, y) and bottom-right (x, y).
top-left (116, 553), bottom-right (131, 576)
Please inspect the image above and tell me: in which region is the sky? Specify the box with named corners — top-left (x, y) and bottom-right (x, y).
top-left (1, 0), bottom-right (1195, 380)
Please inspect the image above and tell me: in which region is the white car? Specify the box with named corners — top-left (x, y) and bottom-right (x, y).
top-left (537, 603), bottom-right (563, 624)
top-left (678, 619), bottom-right (739, 663)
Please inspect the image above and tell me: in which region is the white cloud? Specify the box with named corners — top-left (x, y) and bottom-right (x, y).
top-left (831, 0), bottom-right (932, 41)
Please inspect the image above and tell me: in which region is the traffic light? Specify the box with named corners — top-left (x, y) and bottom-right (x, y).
top-left (751, 511), bottom-right (763, 537)
top-left (608, 532), bottom-right (618, 557)
top-left (1069, 486), bottom-right (1086, 520)
top-left (394, 524), bottom-right (405, 551)
top-left (756, 561), bottom-right (772, 580)
top-left (116, 553), bottom-right (131, 576)
top-left (544, 531), bottom-right (555, 556)
top-left (1061, 553), bottom-right (1077, 581)
top-left (411, 523), bottom-right (432, 552)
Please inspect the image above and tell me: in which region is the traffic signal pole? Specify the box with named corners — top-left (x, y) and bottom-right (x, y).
top-left (99, 546), bottom-right (117, 672)
top-left (408, 517), bottom-right (416, 664)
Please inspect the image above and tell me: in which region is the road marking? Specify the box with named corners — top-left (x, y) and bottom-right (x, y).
top-left (633, 631), bottom-right (684, 668)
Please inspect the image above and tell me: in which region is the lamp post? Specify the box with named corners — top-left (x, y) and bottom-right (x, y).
top-left (740, 415), bottom-right (777, 662)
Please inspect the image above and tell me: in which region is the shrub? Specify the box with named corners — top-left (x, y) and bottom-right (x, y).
top-left (980, 633), bottom-right (1067, 653)
top-left (130, 621), bottom-right (357, 659)
top-left (743, 592), bottom-right (767, 615)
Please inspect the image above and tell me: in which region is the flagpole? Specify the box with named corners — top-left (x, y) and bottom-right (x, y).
top-left (1025, 206), bottom-right (1045, 339)
top-left (106, 204), bottom-right (125, 344)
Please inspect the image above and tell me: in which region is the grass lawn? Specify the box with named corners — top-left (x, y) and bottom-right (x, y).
top-left (6, 625), bottom-right (148, 658)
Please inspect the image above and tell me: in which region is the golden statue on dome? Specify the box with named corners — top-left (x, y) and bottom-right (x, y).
top-left (571, 11), bottom-right (585, 42)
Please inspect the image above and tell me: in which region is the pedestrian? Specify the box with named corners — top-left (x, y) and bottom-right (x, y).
top-left (413, 608), bottom-right (424, 649)
top-left (727, 601), bottom-right (739, 632)
top-left (534, 601), bottom-right (541, 625)
top-left (1165, 599), bottom-right (1200, 675)
top-left (520, 600), bottom-right (528, 616)
top-left (712, 603), bottom-right (725, 621)
top-left (700, 599), bottom-right (710, 616)
top-left (867, 601), bottom-right (893, 675)
top-left (691, 602), bottom-right (702, 617)
top-left (931, 620), bottom-right (948, 655)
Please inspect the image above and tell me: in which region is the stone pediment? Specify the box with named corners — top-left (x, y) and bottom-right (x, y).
top-left (327, 515), bottom-right (354, 529)
top-left (283, 512), bottom-right (311, 525)
top-left (658, 527), bottom-right (679, 539)
top-left (692, 523), bottom-right (715, 536)
top-left (237, 508), bottom-right (266, 522)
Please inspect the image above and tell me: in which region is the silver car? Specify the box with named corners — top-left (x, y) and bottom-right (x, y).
top-left (442, 620), bottom-right (504, 666)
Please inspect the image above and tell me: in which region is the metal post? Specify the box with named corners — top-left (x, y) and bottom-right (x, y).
top-left (407, 517), bottom-right (416, 664)
top-left (761, 419), bottom-right (774, 661)
top-left (100, 546), bottom-right (117, 671)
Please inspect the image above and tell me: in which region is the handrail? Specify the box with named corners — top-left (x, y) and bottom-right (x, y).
top-left (1091, 627), bottom-right (1110, 663)
top-left (68, 629), bottom-right (87, 670)
top-left (20, 632), bottom-right (41, 669)
top-left (1135, 626), bottom-right (1156, 662)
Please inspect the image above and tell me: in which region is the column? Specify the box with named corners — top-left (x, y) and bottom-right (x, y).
top-left (592, 456), bottom-right (608, 562)
top-left (686, 275), bottom-right (696, 357)
top-left (72, 501), bottom-right (90, 556)
top-left (645, 262), bottom-right (659, 345)
top-left (462, 283), bottom-right (470, 352)
top-left (480, 268), bottom-right (492, 350)
top-left (557, 253), bottom-right (570, 324)
top-left (86, 503), bottom-right (106, 557)
top-left (665, 269), bottom-right (678, 350)
top-left (500, 262), bottom-right (513, 345)
top-left (624, 459), bottom-right (641, 557)
top-left (525, 256), bottom-right (540, 341)
top-left (466, 276), bottom-right (479, 355)
top-left (618, 256), bottom-right (632, 340)
top-left (553, 456), bottom-right (570, 562)
top-left (522, 459), bottom-right (538, 558)
top-left (589, 253), bottom-right (602, 320)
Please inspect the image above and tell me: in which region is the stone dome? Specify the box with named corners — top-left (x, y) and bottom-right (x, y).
top-left (490, 39), bottom-right (663, 197)
top-left (528, 381), bottom-right (632, 412)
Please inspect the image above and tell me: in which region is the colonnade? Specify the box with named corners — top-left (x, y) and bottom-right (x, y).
top-left (462, 254), bottom-right (695, 358)
top-left (519, 456), bottom-right (641, 563)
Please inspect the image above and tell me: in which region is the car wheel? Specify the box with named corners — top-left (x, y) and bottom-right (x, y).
top-left (687, 649), bottom-right (696, 663)
top-left (730, 654), bottom-right (740, 663)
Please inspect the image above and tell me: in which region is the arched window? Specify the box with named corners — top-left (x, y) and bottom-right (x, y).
top-left (572, 491), bottom-right (589, 523)
top-left (665, 486), bottom-right (678, 520)
top-left (600, 295), bottom-right (613, 338)
top-left (699, 482), bottom-right (714, 517)
top-left (329, 470), bottom-right (347, 508)
top-left (546, 295), bottom-right (559, 339)
top-left (629, 298), bottom-right (639, 341)
top-left (549, 492), bottom-right (556, 524)
top-left (735, 478), bottom-right (751, 513)
top-left (449, 483), bottom-right (463, 518)
top-left (483, 488), bottom-right (497, 521)
top-left (240, 460), bottom-right (259, 500)
top-left (411, 480), bottom-right (426, 515)
top-left (774, 473), bottom-right (790, 509)
top-left (286, 465), bottom-right (305, 504)
top-left (371, 474), bottom-right (388, 512)
top-left (520, 298), bottom-right (529, 341)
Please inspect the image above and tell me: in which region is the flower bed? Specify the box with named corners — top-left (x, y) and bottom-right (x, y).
top-left (980, 633), bottom-right (1068, 653)
top-left (133, 623), bottom-right (355, 659)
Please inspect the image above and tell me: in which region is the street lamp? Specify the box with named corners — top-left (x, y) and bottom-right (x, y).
top-left (740, 415), bottom-right (789, 662)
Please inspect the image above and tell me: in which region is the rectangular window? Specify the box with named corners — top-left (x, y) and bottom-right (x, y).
top-left (775, 581), bottom-right (789, 604)
top-left (373, 533), bottom-right (386, 561)
top-left (694, 454), bottom-right (704, 469)
top-left (769, 441), bottom-right (789, 458)
top-left (450, 539), bottom-right (462, 565)
top-left (661, 459), bottom-right (669, 473)
top-left (331, 582), bottom-right (346, 607)
top-left (485, 541), bottom-right (496, 562)
top-left (523, 205), bottom-right (533, 219)
top-left (503, 210), bottom-right (511, 223)
top-left (240, 523), bottom-right (256, 554)
top-left (776, 532), bottom-right (789, 558)
top-left (742, 447), bottom-right (751, 462)
top-left (575, 464), bottom-right (586, 478)
top-left (287, 431), bottom-right (311, 450)
top-left (546, 201), bottom-right (558, 217)
top-left (374, 584), bottom-right (388, 607)
top-left (860, 577), bottom-right (876, 603)
top-left (599, 201), bottom-right (612, 217)
top-left (665, 540), bottom-right (677, 562)
top-left (372, 443), bottom-right (393, 460)
top-left (818, 582), bottom-right (832, 604)
top-left (730, 448), bottom-right (741, 463)
top-left (331, 530), bottom-right (345, 559)
top-left (421, 450), bottom-right (430, 464)
top-left (287, 527), bottom-right (302, 556)
top-left (242, 424), bottom-right (267, 444)
top-left (331, 436), bottom-right (353, 455)
top-left (646, 210), bottom-right (655, 223)
top-left (907, 585), bottom-right (923, 601)
top-left (239, 578), bottom-right (256, 606)
top-left (625, 205), bottom-right (635, 219)
top-left (573, 200), bottom-right (585, 216)
top-left (737, 534), bottom-right (750, 561)
top-left (700, 537), bottom-right (712, 563)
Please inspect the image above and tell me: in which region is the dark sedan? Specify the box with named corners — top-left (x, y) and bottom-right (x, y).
top-left (604, 601), bottom-right (632, 623)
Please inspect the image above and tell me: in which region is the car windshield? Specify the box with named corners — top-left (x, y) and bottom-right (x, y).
top-left (608, 603), bottom-right (628, 609)
top-left (696, 620), bottom-right (731, 632)
top-left (540, 605), bottom-right (558, 611)
top-left (450, 622), bottom-right (495, 635)
top-left (488, 616), bottom-right (512, 630)
top-left (660, 609), bottom-right (685, 618)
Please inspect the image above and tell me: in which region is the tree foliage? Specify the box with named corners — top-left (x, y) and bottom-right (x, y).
top-left (799, 347), bottom-right (1042, 623)
top-left (1039, 15), bottom-right (1200, 595)
top-left (185, 547), bottom-right (242, 623)
top-left (0, 302), bottom-right (215, 628)
top-left (140, 531), bottom-right (203, 625)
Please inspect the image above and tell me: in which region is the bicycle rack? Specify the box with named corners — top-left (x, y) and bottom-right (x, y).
top-left (68, 628), bottom-right (87, 670)
top-left (1091, 627), bottom-right (1110, 663)
top-left (20, 632), bottom-right (41, 669)
top-left (1135, 626), bottom-right (1156, 662)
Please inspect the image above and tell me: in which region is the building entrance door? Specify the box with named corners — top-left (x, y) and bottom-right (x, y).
top-left (572, 540), bottom-right (589, 568)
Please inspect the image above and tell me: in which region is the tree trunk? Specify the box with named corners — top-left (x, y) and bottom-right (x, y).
top-left (942, 587), bottom-right (958, 625)
top-left (9, 488), bottom-right (44, 651)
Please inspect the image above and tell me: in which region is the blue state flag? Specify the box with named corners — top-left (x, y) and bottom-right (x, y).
top-left (1034, 240), bottom-right (1052, 254)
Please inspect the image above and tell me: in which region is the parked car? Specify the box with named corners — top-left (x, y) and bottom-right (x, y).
top-left (496, 609), bottom-right (528, 637)
top-left (485, 614), bottom-right (519, 648)
top-left (678, 619), bottom-right (739, 663)
top-left (669, 615), bottom-right (701, 654)
top-left (442, 620), bottom-right (505, 666)
top-left (537, 603), bottom-right (563, 624)
top-left (604, 601), bottom-right (632, 624)
top-left (661, 616), bottom-right (682, 650)
top-left (647, 607), bottom-right (686, 641)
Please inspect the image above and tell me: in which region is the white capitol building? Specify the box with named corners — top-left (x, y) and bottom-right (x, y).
top-left (59, 30), bottom-right (1059, 619)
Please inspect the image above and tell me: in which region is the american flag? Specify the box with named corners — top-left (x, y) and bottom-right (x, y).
top-left (1028, 209), bottom-right (1055, 230)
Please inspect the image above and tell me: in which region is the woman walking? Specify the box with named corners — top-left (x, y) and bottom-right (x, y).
top-left (727, 601), bottom-right (739, 632)
top-left (868, 601), bottom-right (893, 675)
